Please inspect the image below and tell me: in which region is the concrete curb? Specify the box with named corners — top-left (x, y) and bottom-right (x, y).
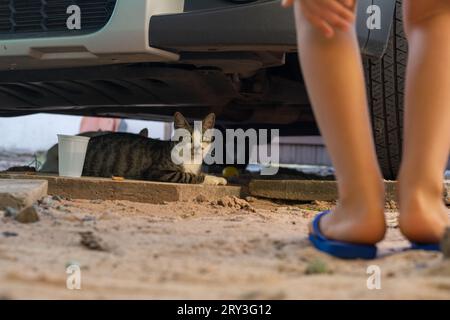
top-left (0, 173), bottom-right (242, 204)
top-left (0, 179), bottom-right (48, 210)
top-left (249, 180), bottom-right (339, 201)
top-left (250, 179), bottom-right (450, 204)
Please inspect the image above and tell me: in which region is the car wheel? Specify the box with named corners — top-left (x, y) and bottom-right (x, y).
top-left (364, 0), bottom-right (406, 180)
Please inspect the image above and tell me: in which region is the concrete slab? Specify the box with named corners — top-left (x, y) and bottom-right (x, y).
top-left (249, 180), bottom-right (339, 201)
top-left (0, 173), bottom-right (242, 204)
top-left (250, 179), bottom-right (450, 203)
top-left (0, 179), bottom-right (48, 210)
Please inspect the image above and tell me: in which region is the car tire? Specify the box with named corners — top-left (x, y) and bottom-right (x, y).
top-left (364, 0), bottom-right (407, 180)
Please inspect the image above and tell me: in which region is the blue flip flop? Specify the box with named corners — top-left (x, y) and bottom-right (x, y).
top-left (410, 242), bottom-right (441, 252)
top-left (309, 211), bottom-right (377, 259)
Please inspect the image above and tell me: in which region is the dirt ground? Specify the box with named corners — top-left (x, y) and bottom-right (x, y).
top-left (1, 194), bottom-right (449, 300)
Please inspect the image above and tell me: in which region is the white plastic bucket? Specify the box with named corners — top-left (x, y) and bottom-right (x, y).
top-left (57, 135), bottom-right (90, 177)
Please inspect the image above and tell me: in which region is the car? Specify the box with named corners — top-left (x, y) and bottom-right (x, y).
top-left (0, 0), bottom-right (405, 179)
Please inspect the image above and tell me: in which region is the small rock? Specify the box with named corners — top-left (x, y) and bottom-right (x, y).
top-left (90, 199), bottom-right (103, 204)
top-left (56, 205), bottom-right (71, 213)
top-left (39, 196), bottom-right (54, 206)
top-left (245, 196), bottom-right (256, 203)
top-left (180, 212), bottom-right (196, 219)
top-left (386, 271), bottom-right (396, 278)
top-left (441, 228), bottom-right (450, 259)
top-left (51, 195), bottom-right (63, 202)
top-left (195, 194), bottom-right (208, 203)
top-left (4, 207), bottom-right (18, 218)
top-left (15, 206), bottom-right (40, 223)
top-left (273, 240), bottom-right (286, 251)
top-left (82, 215), bottom-right (96, 222)
top-left (79, 231), bottom-right (107, 251)
top-left (305, 259), bottom-right (331, 275)
top-left (217, 197), bottom-right (231, 207)
top-left (216, 196), bottom-right (256, 212)
top-left (2, 231), bottom-right (18, 237)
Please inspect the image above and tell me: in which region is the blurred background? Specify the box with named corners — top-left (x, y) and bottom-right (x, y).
top-left (0, 114), bottom-right (448, 178)
top-left (0, 114), bottom-right (171, 171)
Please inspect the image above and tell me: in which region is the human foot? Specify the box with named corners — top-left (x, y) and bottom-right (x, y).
top-left (309, 202), bottom-right (386, 245)
top-left (398, 191), bottom-right (449, 244)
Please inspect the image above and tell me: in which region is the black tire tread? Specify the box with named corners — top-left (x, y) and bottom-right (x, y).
top-left (364, 0), bottom-right (407, 180)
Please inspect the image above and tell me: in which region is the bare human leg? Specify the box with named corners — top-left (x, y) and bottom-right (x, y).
top-left (398, 0), bottom-right (450, 244)
top-left (292, 1), bottom-right (386, 244)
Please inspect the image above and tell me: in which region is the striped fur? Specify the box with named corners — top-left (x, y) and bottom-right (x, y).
top-left (82, 113), bottom-right (218, 184)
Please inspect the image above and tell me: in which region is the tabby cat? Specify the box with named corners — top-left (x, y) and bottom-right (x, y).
top-left (82, 113), bottom-right (227, 185)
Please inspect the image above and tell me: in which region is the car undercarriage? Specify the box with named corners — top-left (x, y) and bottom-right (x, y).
top-left (0, 0), bottom-right (405, 178)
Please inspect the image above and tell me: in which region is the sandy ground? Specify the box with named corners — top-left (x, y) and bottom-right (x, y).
top-left (0, 194), bottom-right (449, 300)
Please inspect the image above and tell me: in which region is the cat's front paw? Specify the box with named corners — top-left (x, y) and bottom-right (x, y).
top-left (203, 175), bottom-right (228, 186)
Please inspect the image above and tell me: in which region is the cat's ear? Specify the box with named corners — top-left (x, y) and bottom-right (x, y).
top-left (202, 113), bottom-right (216, 132)
top-left (174, 112), bottom-right (191, 131)
top-left (139, 128), bottom-right (149, 137)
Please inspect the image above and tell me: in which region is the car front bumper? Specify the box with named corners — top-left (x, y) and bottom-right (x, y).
top-left (0, 0), bottom-right (395, 72)
top-left (0, 0), bottom-right (184, 71)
